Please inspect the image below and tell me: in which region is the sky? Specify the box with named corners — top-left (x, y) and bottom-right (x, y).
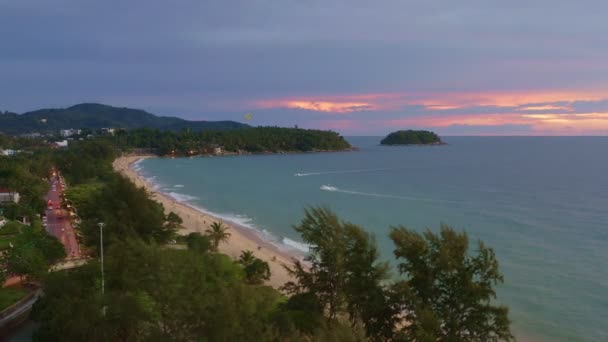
top-left (1, 0), bottom-right (608, 135)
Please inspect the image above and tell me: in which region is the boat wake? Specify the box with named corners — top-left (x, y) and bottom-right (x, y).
top-left (295, 167), bottom-right (406, 177)
top-left (320, 185), bottom-right (457, 204)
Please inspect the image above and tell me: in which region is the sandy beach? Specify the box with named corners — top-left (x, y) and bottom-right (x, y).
top-left (113, 155), bottom-right (299, 289)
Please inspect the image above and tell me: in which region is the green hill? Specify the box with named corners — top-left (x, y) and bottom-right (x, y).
top-left (0, 103), bottom-right (249, 135)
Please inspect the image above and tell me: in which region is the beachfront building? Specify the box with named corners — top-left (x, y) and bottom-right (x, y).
top-left (0, 188), bottom-right (20, 204)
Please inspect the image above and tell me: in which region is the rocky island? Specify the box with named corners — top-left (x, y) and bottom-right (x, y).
top-left (380, 130), bottom-right (444, 145)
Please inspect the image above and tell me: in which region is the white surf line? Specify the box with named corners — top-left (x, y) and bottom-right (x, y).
top-left (295, 167), bottom-right (406, 177)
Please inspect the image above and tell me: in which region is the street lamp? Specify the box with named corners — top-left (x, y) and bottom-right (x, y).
top-left (98, 222), bottom-right (106, 317)
top-left (98, 222), bottom-right (105, 296)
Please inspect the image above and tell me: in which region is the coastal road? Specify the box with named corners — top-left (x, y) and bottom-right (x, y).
top-left (44, 175), bottom-right (81, 259)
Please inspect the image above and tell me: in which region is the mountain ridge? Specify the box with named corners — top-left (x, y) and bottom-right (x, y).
top-left (0, 103), bottom-right (249, 135)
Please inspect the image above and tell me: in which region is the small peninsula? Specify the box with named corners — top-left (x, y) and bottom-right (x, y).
top-left (380, 130), bottom-right (444, 145)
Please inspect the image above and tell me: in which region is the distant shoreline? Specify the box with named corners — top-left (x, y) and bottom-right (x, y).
top-left (136, 147), bottom-right (359, 159)
top-left (112, 155), bottom-right (304, 289)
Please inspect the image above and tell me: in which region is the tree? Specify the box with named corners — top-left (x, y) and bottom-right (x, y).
top-left (238, 250), bottom-right (255, 265)
top-left (164, 212), bottom-right (182, 231)
top-left (6, 227), bottom-right (66, 282)
top-left (6, 243), bottom-right (48, 282)
top-left (238, 250), bottom-right (271, 285)
top-left (185, 232), bottom-right (211, 254)
top-left (283, 207), bottom-right (391, 339)
top-left (389, 224), bottom-right (513, 341)
top-left (205, 221), bottom-right (231, 252)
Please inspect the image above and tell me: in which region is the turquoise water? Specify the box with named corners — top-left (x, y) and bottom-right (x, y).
top-left (137, 136), bottom-right (608, 341)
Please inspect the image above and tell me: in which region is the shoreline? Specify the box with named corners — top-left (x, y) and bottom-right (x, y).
top-left (112, 155), bottom-right (302, 289)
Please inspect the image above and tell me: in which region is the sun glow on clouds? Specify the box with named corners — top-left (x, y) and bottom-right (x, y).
top-left (255, 89), bottom-right (608, 113)
top-left (518, 105), bottom-right (572, 111)
top-left (386, 112), bottom-right (608, 134)
top-left (254, 99), bottom-right (377, 113)
top-left (253, 89), bottom-right (608, 134)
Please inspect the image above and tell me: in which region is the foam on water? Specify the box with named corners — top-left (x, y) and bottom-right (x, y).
top-left (320, 184), bottom-right (462, 205)
top-left (320, 185), bottom-right (338, 191)
top-left (282, 237), bottom-right (311, 253)
top-left (166, 192), bottom-right (199, 202)
top-left (174, 184), bottom-right (185, 188)
top-left (162, 190), bottom-right (310, 256)
top-left (132, 158), bottom-right (144, 171)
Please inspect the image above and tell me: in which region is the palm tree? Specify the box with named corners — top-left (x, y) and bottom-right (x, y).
top-left (239, 250), bottom-right (255, 266)
top-left (205, 221), bottom-right (231, 252)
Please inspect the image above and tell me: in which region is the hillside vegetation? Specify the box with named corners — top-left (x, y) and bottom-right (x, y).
top-left (0, 103), bottom-right (249, 135)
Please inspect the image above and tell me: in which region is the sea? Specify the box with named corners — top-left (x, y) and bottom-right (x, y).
top-left (134, 136), bottom-right (608, 342)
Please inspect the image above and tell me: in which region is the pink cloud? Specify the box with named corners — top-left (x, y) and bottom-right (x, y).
top-left (252, 89), bottom-right (608, 114)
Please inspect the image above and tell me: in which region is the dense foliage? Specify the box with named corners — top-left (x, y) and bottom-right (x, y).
top-left (284, 208), bottom-right (513, 341)
top-left (31, 239), bottom-right (363, 342)
top-left (0, 152), bottom-right (52, 214)
top-left (107, 126), bottom-right (352, 155)
top-left (0, 103), bottom-right (248, 135)
top-left (380, 130), bottom-right (442, 145)
top-left (57, 140), bottom-right (177, 248)
top-left (6, 224), bottom-right (66, 282)
top-left (283, 207), bottom-right (393, 340)
top-left (389, 225), bottom-right (513, 341)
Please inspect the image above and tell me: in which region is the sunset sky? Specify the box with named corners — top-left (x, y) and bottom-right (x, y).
top-left (1, 1), bottom-right (608, 135)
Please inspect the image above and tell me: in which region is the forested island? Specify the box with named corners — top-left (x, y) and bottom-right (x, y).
top-left (106, 127), bottom-right (353, 156)
top-left (380, 130), bottom-right (444, 145)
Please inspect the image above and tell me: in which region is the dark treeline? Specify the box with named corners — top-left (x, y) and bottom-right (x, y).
top-left (0, 136), bottom-right (513, 341)
top-left (380, 130), bottom-right (443, 145)
top-left (105, 127), bottom-right (353, 155)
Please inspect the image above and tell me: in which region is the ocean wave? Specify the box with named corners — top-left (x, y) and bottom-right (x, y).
top-left (132, 159), bottom-right (144, 170)
top-left (166, 192), bottom-right (199, 202)
top-left (174, 184), bottom-right (185, 188)
top-left (295, 167), bottom-right (407, 177)
top-left (184, 204), bottom-right (303, 254)
top-left (159, 188), bottom-right (309, 256)
top-left (145, 176), bottom-right (164, 190)
top-left (282, 237), bottom-right (311, 253)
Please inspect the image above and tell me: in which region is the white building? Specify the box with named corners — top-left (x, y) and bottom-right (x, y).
top-left (101, 127), bottom-right (115, 135)
top-left (60, 129), bottom-right (82, 137)
top-left (0, 188), bottom-right (20, 204)
top-left (0, 149), bottom-right (18, 156)
top-left (54, 140), bottom-right (69, 148)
